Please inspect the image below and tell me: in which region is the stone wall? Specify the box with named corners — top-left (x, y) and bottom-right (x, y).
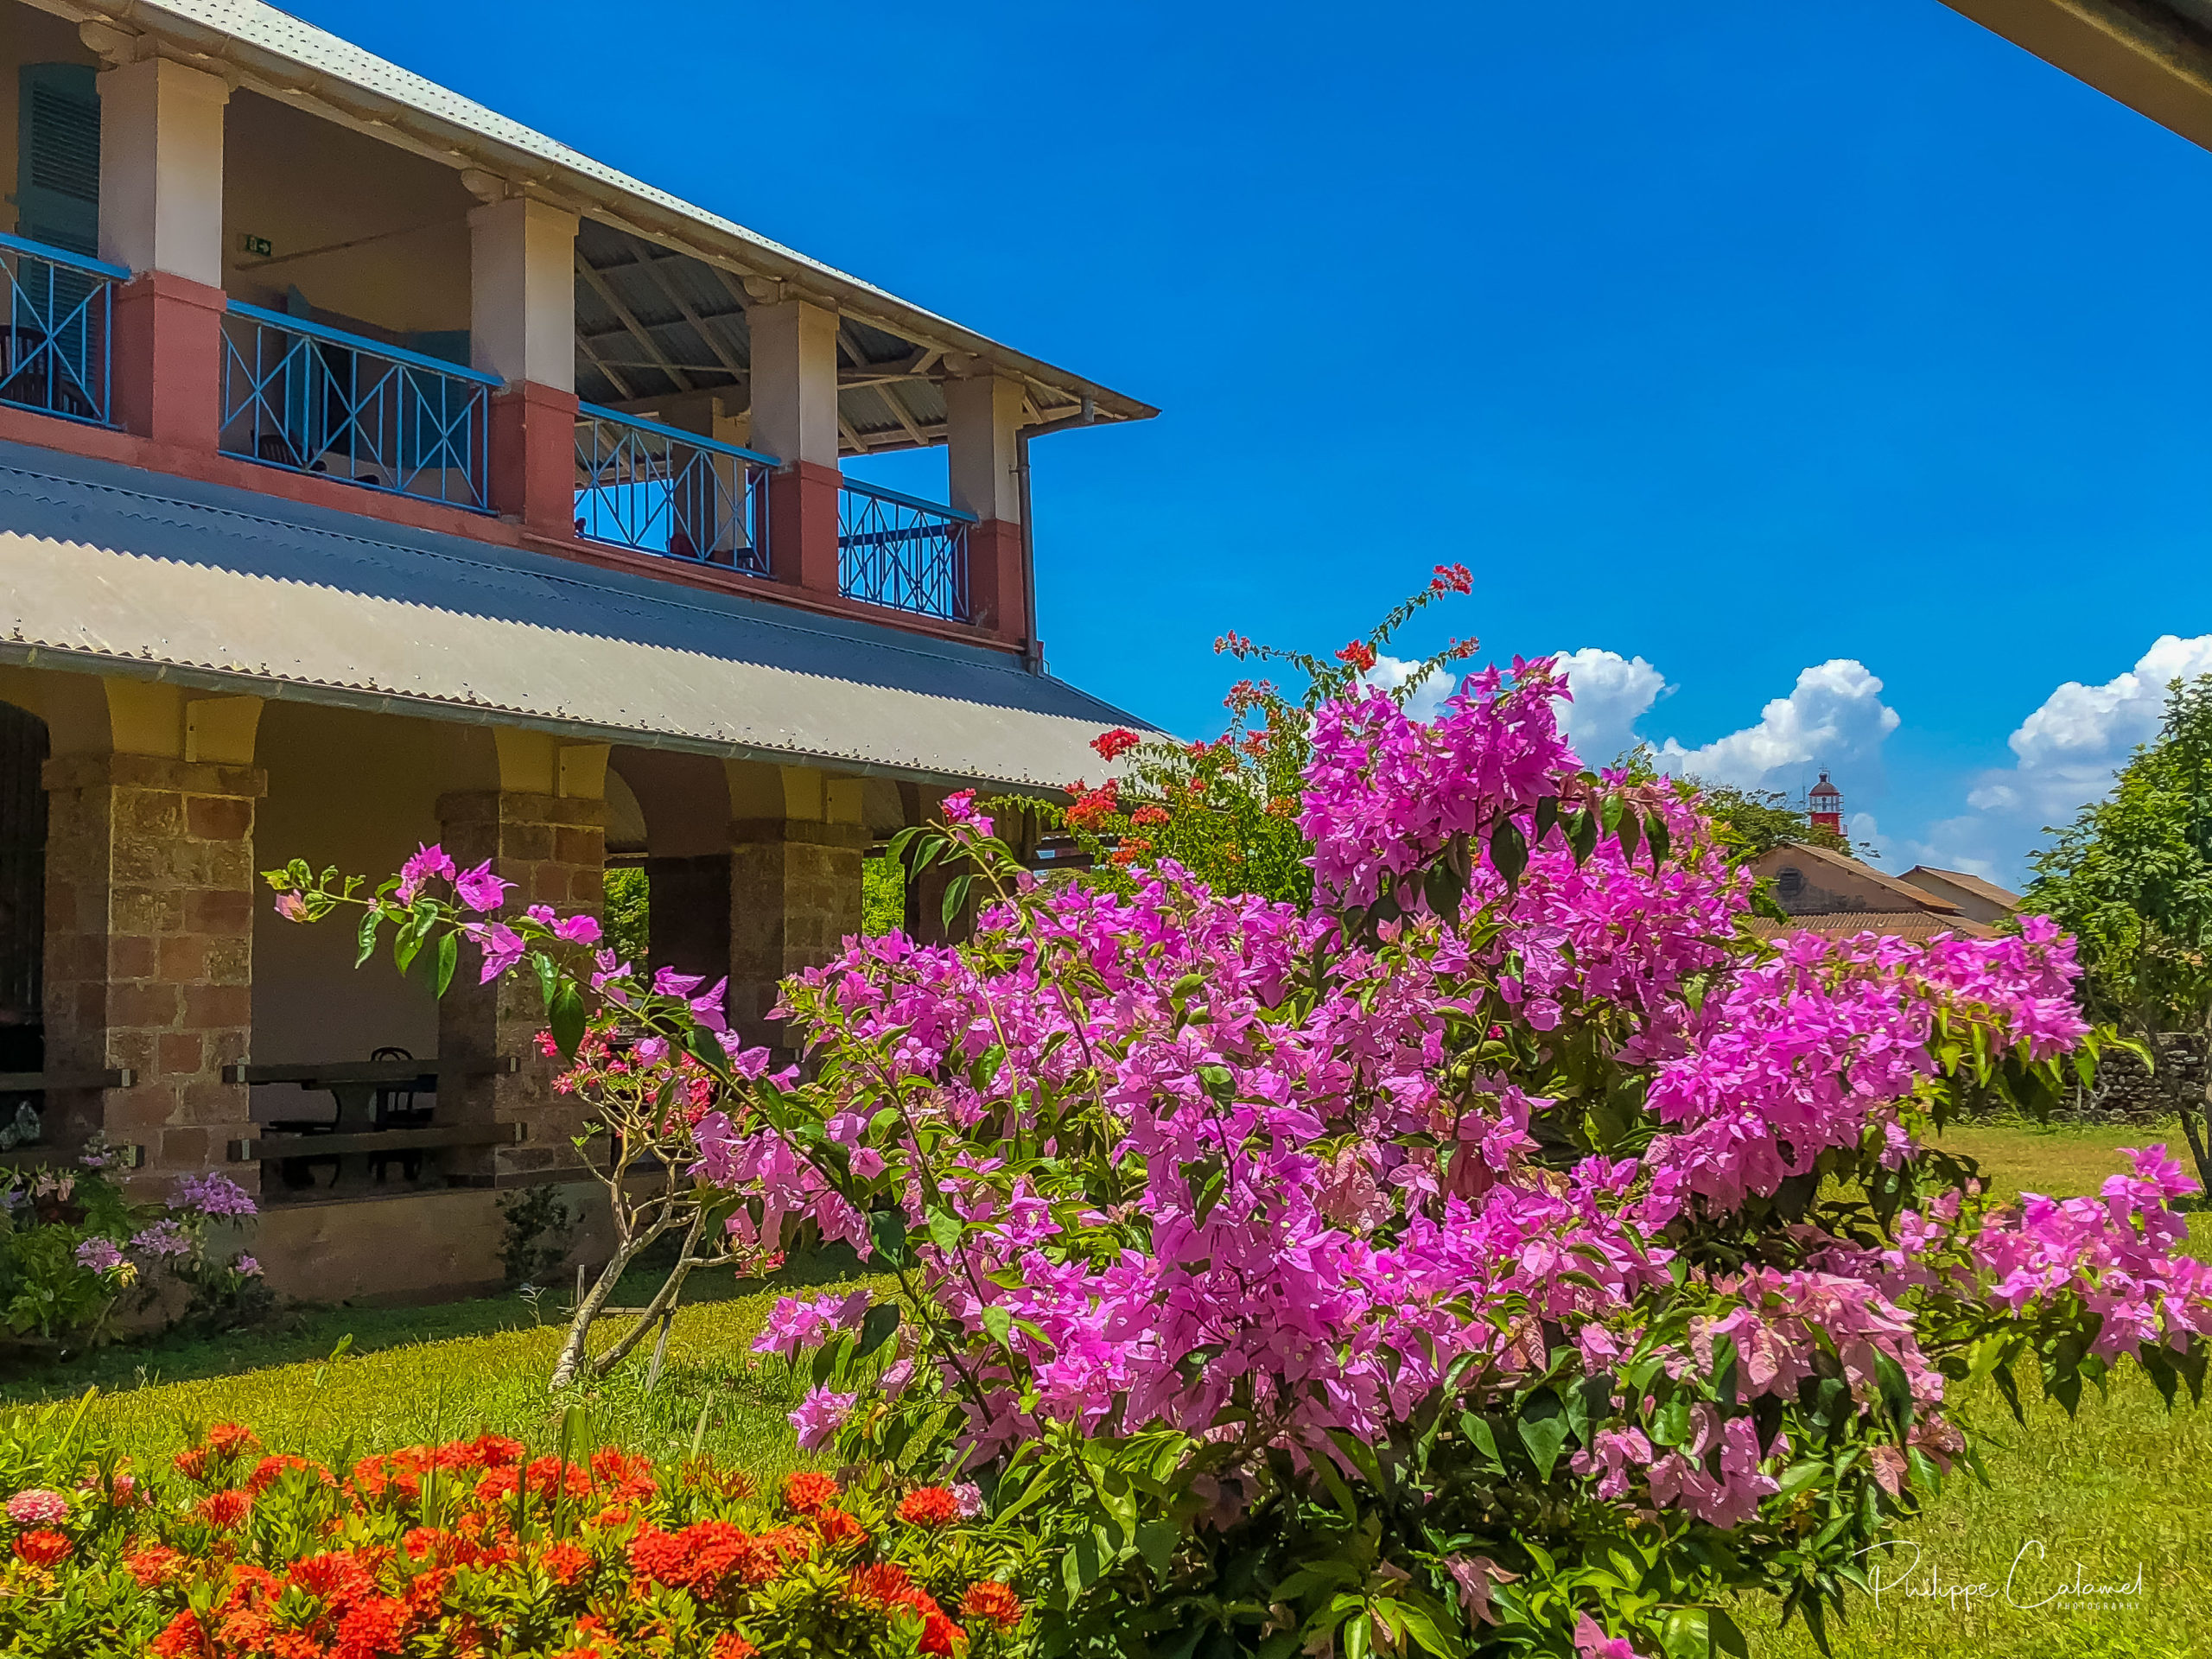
top-left (435, 788), bottom-right (606, 1182)
top-left (41, 752), bottom-right (263, 1188)
top-left (2065, 1033), bottom-right (2206, 1125)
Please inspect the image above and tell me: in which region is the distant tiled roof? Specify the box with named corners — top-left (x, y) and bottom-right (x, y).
top-left (1758, 842), bottom-right (1963, 914)
top-left (1750, 912), bottom-right (1994, 943)
top-left (1898, 865), bottom-right (2023, 912)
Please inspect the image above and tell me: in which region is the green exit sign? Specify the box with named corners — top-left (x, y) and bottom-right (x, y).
top-left (238, 233), bottom-right (273, 258)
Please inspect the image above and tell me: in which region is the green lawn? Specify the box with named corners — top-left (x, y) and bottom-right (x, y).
top-left (0, 1124), bottom-right (2205, 1657)
top-left (1755, 1121), bottom-right (2212, 1659)
top-left (0, 1253), bottom-right (885, 1484)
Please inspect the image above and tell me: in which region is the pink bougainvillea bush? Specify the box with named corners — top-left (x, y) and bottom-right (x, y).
top-left (268, 594), bottom-right (2211, 1659)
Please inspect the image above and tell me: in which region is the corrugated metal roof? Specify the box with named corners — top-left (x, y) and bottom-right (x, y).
top-left (67, 0), bottom-right (1154, 425)
top-left (1749, 913), bottom-right (1995, 943)
top-left (0, 439), bottom-right (1147, 790)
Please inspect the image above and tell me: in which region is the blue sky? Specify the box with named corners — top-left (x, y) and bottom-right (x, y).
top-left (293, 0), bottom-right (2212, 885)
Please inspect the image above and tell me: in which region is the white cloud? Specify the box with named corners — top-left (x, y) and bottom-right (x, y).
top-left (1549, 648), bottom-right (1671, 766)
top-left (1364, 655), bottom-right (1456, 722)
top-left (1909, 633), bottom-right (2212, 884)
top-left (1651, 660), bottom-right (1900, 791)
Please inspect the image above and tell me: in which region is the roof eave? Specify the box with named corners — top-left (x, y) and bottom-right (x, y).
top-left (1940, 0), bottom-right (2212, 151)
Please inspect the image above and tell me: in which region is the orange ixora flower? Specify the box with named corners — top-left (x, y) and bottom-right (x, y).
top-left (12, 1529), bottom-right (71, 1568)
top-left (781, 1471), bottom-right (839, 1514)
top-left (126, 1543), bottom-right (188, 1588)
top-left (195, 1488), bottom-right (253, 1529)
top-left (895, 1487), bottom-right (962, 1529)
top-left (961, 1580), bottom-right (1025, 1630)
top-left (206, 1423), bottom-right (262, 1459)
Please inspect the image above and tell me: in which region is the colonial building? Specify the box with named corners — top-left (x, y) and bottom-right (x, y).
top-left (0, 0), bottom-right (1152, 1298)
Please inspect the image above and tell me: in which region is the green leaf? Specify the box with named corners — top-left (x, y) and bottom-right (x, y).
top-left (1615, 802), bottom-right (1643, 864)
top-left (857, 1301), bottom-right (900, 1359)
top-left (868, 1205), bottom-right (909, 1268)
top-left (548, 982), bottom-right (586, 1059)
top-left (1489, 817), bottom-right (1528, 887)
top-left (1135, 1518), bottom-right (1179, 1576)
top-left (928, 1208), bottom-right (965, 1253)
top-left (982, 1304), bottom-right (1014, 1346)
top-left (353, 908), bottom-right (382, 969)
top-left (1533, 796), bottom-right (1560, 847)
top-left (943, 873), bottom-right (974, 931)
top-left (1567, 807), bottom-right (1599, 864)
top-left (1516, 1390), bottom-right (1569, 1480)
top-left (1645, 810), bottom-right (1672, 872)
top-left (1599, 792), bottom-right (1625, 842)
top-left (1661, 1610), bottom-right (1711, 1659)
top-left (434, 930), bottom-right (460, 998)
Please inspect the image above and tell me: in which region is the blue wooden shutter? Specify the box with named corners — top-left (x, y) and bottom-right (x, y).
top-left (16, 63), bottom-right (100, 256)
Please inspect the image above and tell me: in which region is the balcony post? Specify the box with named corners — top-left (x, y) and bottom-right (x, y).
top-left (946, 372), bottom-right (1027, 642)
top-left (745, 292), bottom-right (842, 598)
top-left (470, 194), bottom-right (582, 537)
top-left (96, 56), bottom-right (229, 452)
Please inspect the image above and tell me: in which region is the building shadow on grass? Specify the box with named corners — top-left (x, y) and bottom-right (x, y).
top-left (0, 1241), bottom-right (862, 1404)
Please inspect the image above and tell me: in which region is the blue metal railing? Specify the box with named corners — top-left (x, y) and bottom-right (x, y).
top-left (0, 231), bottom-right (123, 427)
top-left (219, 299), bottom-right (497, 510)
top-left (574, 404), bottom-right (775, 571)
top-left (838, 478), bottom-right (975, 622)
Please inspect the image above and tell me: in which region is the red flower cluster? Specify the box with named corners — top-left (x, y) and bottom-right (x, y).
top-left (961, 1580), bottom-right (1025, 1630)
top-left (1335, 640), bottom-right (1377, 672)
top-left (1430, 562), bottom-right (1472, 594)
top-left (1090, 727), bottom-right (1141, 762)
top-left (849, 1560), bottom-right (965, 1656)
top-left (895, 1485), bottom-right (962, 1528)
top-left (1212, 630), bottom-right (1253, 657)
top-left (20, 1431), bottom-right (1024, 1659)
top-left (1129, 804), bottom-right (1170, 830)
top-left (12, 1529), bottom-right (69, 1568)
top-left (1065, 778), bottom-right (1121, 831)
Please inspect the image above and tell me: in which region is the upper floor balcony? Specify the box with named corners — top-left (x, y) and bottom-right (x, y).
top-left (0, 0), bottom-right (1153, 658)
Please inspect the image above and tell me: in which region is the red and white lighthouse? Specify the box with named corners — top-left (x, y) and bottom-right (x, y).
top-left (1807, 771), bottom-right (1843, 836)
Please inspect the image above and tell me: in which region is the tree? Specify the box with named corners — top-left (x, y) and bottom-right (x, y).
top-left (1611, 747), bottom-right (1854, 861)
top-left (2024, 673), bottom-right (2212, 1192)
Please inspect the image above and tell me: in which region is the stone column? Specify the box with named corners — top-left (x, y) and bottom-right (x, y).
top-left (946, 372), bottom-right (1028, 643)
top-left (436, 736), bottom-right (607, 1182)
top-left (745, 292), bottom-right (843, 599)
top-left (96, 54), bottom-right (230, 453)
top-left (42, 750), bottom-right (263, 1188)
top-left (470, 191), bottom-right (582, 538)
top-left (727, 763), bottom-right (866, 1050)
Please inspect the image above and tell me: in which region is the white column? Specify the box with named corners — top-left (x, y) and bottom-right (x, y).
top-left (96, 56), bottom-right (229, 283)
top-left (945, 373), bottom-right (1025, 523)
top-left (468, 196), bottom-right (579, 391)
top-left (746, 296), bottom-right (841, 467)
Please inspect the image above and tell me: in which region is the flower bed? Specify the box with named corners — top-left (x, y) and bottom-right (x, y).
top-left (0, 1414), bottom-right (1027, 1658)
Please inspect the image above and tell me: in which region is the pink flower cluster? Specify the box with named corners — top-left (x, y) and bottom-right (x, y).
top-left (1969, 1145), bottom-right (2209, 1361)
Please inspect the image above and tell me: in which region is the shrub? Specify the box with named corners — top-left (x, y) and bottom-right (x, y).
top-left (270, 580), bottom-right (2212, 1659)
top-left (0, 1153), bottom-right (261, 1351)
top-left (0, 1411), bottom-right (1029, 1659)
